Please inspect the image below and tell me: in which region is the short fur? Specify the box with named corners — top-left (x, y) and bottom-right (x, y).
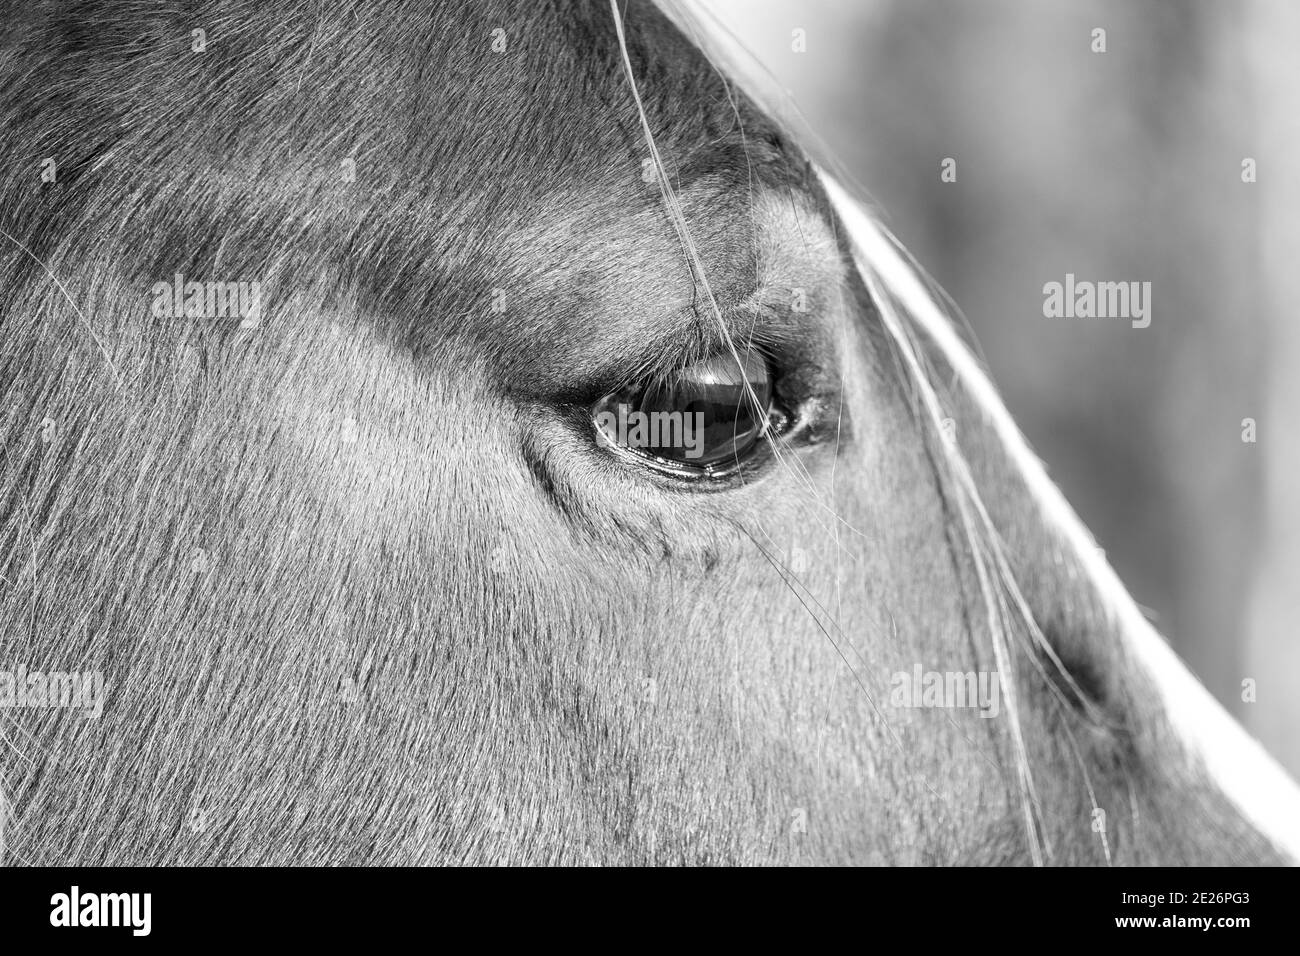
top-left (0, 0), bottom-right (1294, 865)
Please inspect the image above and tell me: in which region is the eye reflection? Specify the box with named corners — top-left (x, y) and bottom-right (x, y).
top-left (591, 350), bottom-right (773, 471)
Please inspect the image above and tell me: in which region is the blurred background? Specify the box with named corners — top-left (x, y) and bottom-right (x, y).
top-left (702, 0), bottom-right (1299, 775)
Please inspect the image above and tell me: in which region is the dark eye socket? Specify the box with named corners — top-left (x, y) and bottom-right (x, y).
top-left (590, 349), bottom-right (787, 477)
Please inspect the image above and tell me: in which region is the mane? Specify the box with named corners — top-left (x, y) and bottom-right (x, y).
top-left (821, 170), bottom-right (1300, 861)
top-left (642, 0), bottom-right (1300, 863)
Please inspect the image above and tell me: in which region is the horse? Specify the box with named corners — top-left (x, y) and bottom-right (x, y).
top-left (0, 0), bottom-right (1296, 865)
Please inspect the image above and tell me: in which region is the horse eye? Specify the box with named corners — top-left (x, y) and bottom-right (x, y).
top-left (591, 350), bottom-right (780, 474)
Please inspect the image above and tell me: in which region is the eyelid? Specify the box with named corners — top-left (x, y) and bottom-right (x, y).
top-left (642, 348), bottom-right (769, 400)
top-left (670, 348), bottom-right (768, 388)
top-left (561, 311), bottom-right (783, 405)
